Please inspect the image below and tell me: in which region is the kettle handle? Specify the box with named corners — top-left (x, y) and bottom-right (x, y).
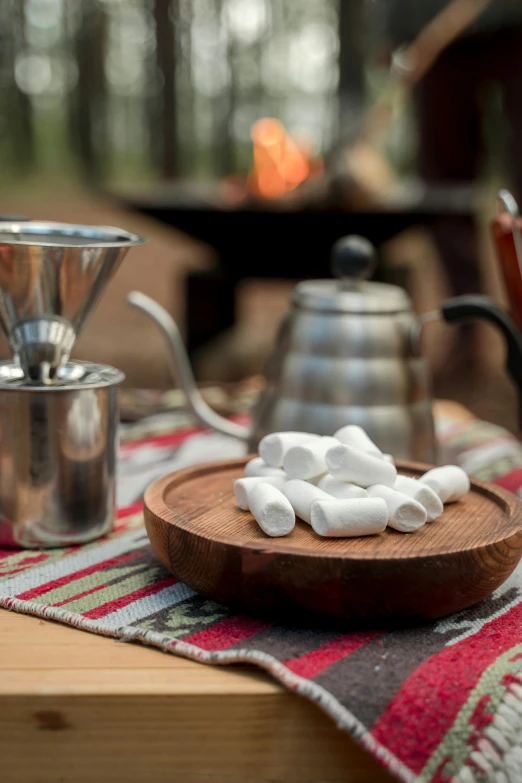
top-left (442, 294), bottom-right (522, 427)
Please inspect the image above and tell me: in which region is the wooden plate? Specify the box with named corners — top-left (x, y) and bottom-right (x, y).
top-left (144, 458), bottom-right (522, 625)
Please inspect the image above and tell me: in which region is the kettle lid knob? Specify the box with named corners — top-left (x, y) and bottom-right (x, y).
top-left (331, 235), bottom-right (376, 284)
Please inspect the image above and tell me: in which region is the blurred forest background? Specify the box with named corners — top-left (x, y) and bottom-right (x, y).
top-left (0, 0), bottom-right (412, 191)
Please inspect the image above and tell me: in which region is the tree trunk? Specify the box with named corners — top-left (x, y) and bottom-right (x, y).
top-left (212, 0), bottom-right (236, 177)
top-left (153, 0), bottom-right (178, 178)
top-left (338, 0), bottom-right (366, 141)
top-left (9, 0), bottom-right (35, 171)
top-left (67, 3), bottom-right (108, 184)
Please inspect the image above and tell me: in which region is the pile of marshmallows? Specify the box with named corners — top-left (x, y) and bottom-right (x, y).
top-left (234, 426), bottom-right (470, 538)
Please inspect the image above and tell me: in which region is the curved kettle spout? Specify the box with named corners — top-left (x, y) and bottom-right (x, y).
top-left (127, 291), bottom-right (250, 441)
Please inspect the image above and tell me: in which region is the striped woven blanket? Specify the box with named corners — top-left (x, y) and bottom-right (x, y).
top-left (2, 407), bottom-right (522, 783)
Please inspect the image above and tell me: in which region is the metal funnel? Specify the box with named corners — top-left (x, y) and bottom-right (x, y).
top-left (0, 221), bottom-right (145, 383)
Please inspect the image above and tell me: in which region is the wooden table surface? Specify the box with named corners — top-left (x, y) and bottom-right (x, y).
top-left (1, 609), bottom-right (394, 783)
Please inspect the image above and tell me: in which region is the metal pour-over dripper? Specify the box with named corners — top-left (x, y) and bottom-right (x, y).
top-left (0, 221), bottom-right (144, 383)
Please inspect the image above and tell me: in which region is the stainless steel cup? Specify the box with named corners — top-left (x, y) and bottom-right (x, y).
top-left (0, 360), bottom-right (124, 548)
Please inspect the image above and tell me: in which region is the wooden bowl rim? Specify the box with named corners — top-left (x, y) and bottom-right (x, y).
top-left (144, 457), bottom-right (522, 563)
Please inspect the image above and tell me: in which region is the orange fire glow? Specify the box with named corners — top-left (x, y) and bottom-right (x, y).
top-left (219, 118), bottom-right (323, 203)
top-left (248, 118), bottom-right (320, 199)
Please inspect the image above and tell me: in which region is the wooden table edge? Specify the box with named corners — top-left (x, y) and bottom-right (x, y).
top-left (0, 609), bottom-right (395, 782)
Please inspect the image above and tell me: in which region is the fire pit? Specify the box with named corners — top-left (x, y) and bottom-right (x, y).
top-left (109, 119), bottom-right (476, 361)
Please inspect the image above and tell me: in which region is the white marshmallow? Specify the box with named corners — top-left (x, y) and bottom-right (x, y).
top-left (283, 436), bottom-right (339, 481)
top-left (234, 476), bottom-right (286, 511)
top-left (420, 465), bottom-right (470, 503)
top-left (259, 432), bottom-right (319, 468)
top-left (367, 484), bottom-right (427, 532)
top-left (325, 443), bottom-right (397, 488)
top-left (333, 425), bottom-right (382, 457)
top-left (382, 454), bottom-right (395, 464)
top-left (283, 479), bottom-right (332, 525)
top-left (311, 497), bottom-right (388, 537)
top-left (394, 475), bottom-right (444, 521)
top-left (318, 474), bottom-right (368, 500)
top-left (249, 483), bottom-right (295, 537)
top-left (244, 457), bottom-right (286, 479)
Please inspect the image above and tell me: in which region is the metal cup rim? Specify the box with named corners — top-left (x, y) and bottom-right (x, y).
top-left (0, 220), bottom-right (146, 248)
top-left (0, 360), bottom-right (125, 391)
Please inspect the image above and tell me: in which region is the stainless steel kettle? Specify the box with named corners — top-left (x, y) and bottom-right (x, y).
top-left (128, 236), bottom-right (522, 462)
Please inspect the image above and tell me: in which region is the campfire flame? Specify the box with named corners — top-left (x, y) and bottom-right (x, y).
top-left (219, 118), bottom-right (322, 203)
top-left (249, 118), bottom-right (320, 199)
